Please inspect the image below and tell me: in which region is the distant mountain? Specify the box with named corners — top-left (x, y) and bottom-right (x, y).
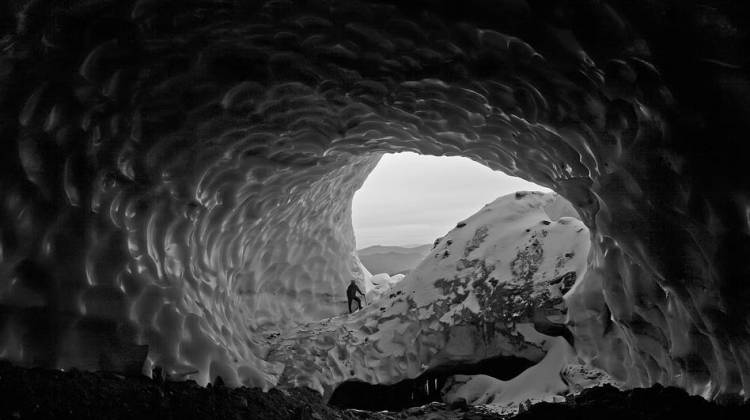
top-left (357, 244), bottom-right (432, 275)
top-left (358, 244), bottom-right (432, 256)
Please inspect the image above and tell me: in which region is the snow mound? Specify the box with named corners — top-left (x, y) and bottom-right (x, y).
top-left (364, 272), bottom-right (406, 303)
top-left (267, 191), bottom-right (605, 405)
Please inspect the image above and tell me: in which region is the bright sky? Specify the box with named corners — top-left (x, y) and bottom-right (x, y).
top-left (352, 152), bottom-right (550, 248)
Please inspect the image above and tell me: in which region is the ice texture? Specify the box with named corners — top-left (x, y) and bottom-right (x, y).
top-left (0, 0), bottom-right (749, 401)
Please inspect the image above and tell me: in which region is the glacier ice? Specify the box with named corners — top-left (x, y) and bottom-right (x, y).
top-left (0, 0), bottom-right (749, 402)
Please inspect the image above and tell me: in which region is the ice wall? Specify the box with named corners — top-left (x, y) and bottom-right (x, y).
top-left (0, 0), bottom-right (749, 399)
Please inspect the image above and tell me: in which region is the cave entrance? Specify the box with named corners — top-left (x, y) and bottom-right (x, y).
top-left (329, 354), bottom-right (536, 411)
top-left (332, 151), bottom-right (590, 412)
top-left (352, 152), bottom-right (550, 277)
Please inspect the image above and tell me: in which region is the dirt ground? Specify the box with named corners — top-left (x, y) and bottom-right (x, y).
top-left (0, 362), bottom-right (748, 420)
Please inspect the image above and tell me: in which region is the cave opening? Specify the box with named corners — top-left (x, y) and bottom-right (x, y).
top-left (351, 151), bottom-right (551, 277)
top-left (315, 151), bottom-right (591, 412)
top-left (329, 354), bottom-right (537, 411)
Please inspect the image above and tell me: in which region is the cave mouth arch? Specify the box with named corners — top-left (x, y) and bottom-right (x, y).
top-left (351, 152), bottom-right (551, 256)
top-left (329, 355), bottom-right (538, 411)
top-left (351, 152), bottom-right (554, 288)
top-left (0, 0), bottom-right (747, 403)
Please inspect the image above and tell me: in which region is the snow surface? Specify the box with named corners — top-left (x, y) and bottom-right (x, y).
top-left (266, 191), bottom-right (611, 409)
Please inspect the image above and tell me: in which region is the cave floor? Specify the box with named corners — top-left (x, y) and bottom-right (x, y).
top-left (0, 361), bottom-right (748, 420)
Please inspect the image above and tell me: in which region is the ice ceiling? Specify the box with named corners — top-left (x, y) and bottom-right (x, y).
top-left (0, 0), bottom-right (749, 401)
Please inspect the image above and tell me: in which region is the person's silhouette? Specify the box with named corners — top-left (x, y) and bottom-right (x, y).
top-left (347, 280), bottom-right (365, 313)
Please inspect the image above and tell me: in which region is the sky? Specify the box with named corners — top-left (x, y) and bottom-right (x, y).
top-left (352, 152), bottom-right (550, 248)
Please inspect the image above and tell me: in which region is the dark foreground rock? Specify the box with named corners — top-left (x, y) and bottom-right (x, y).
top-left (0, 361), bottom-right (362, 420)
top-left (0, 362), bottom-right (748, 420)
top-left (515, 384), bottom-right (750, 420)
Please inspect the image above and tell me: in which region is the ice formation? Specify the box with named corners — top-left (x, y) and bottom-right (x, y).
top-left (0, 0), bottom-right (749, 402)
top-left (442, 337), bottom-right (573, 412)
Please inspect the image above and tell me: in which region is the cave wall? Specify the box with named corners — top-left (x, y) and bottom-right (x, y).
top-left (0, 0), bottom-right (749, 398)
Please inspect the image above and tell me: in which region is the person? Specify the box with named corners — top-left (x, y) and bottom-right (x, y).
top-left (347, 280), bottom-right (365, 313)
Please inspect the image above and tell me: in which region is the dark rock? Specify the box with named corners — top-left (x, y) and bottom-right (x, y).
top-left (405, 406), bottom-right (424, 416)
top-left (449, 398), bottom-right (469, 411)
top-left (214, 375), bottom-right (225, 388)
top-left (514, 385), bottom-right (750, 420)
top-left (0, 361), bottom-right (372, 420)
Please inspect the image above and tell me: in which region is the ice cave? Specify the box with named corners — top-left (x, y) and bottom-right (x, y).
top-left (1, 0), bottom-right (750, 418)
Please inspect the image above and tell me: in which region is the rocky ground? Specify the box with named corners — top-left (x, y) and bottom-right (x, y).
top-left (514, 384), bottom-right (750, 420)
top-left (0, 362), bottom-right (748, 420)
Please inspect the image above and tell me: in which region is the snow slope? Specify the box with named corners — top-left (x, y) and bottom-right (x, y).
top-left (267, 191), bottom-right (607, 408)
top-left (357, 244), bottom-right (432, 276)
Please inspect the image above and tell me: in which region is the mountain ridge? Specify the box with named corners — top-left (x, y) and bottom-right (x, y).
top-left (357, 244), bottom-right (432, 274)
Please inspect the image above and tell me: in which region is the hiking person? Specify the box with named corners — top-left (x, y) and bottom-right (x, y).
top-left (347, 280), bottom-right (366, 313)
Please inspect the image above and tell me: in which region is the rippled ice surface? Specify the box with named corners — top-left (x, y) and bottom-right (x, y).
top-left (0, 0), bottom-right (749, 402)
